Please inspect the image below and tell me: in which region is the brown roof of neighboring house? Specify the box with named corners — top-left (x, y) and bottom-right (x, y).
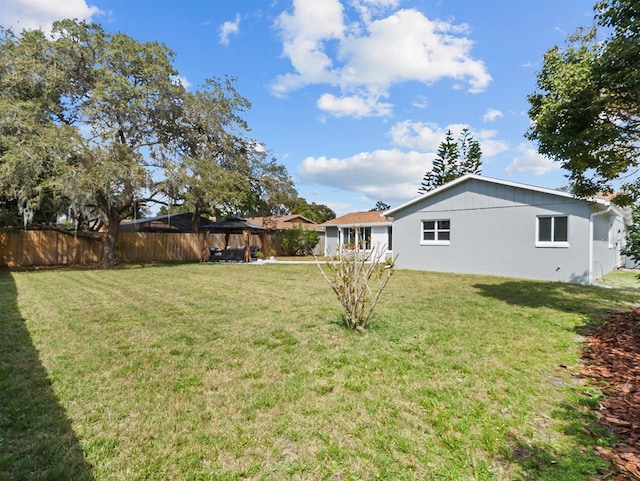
top-left (245, 214), bottom-right (322, 231)
top-left (321, 211), bottom-right (392, 227)
top-left (594, 192), bottom-right (618, 202)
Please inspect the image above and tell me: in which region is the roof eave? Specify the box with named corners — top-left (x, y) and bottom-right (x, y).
top-left (384, 174), bottom-right (611, 216)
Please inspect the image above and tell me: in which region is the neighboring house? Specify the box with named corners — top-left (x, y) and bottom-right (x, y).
top-left (384, 174), bottom-right (631, 285)
top-left (119, 212), bottom-right (209, 233)
top-left (245, 214), bottom-right (321, 232)
top-left (246, 214), bottom-right (324, 255)
top-left (321, 211), bottom-right (393, 257)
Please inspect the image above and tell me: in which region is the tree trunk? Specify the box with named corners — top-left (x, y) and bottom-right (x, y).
top-left (191, 209), bottom-right (201, 233)
top-left (101, 212), bottom-right (121, 266)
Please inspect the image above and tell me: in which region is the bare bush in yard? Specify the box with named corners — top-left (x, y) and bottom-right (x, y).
top-left (316, 241), bottom-right (397, 330)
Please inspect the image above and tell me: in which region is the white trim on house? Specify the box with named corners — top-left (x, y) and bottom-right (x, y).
top-left (420, 219), bottom-right (451, 246)
top-left (384, 174), bottom-right (612, 217)
top-left (387, 175), bottom-right (632, 285)
top-left (535, 215), bottom-right (570, 248)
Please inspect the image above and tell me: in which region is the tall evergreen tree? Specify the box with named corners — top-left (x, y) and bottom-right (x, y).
top-left (458, 127), bottom-right (482, 176)
top-left (418, 128), bottom-right (482, 194)
top-left (370, 201), bottom-right (391, 211)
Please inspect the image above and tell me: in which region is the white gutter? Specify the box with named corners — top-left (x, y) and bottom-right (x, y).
top-left (589, 204), bottom-right (614, 284)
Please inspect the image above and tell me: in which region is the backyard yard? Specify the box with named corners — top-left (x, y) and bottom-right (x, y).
top-left (1, 263), bottom-right (638, 480)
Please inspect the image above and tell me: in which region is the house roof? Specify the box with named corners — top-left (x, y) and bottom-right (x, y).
top-left (202, 216), bottom-right (266, 233)
top-left (120, 212), bottom-right (209, 232)
top-left (245, 214), bottom-right (322, 231)
top-left (384, 174), bottom-right (616, 216)
top-left (321, 210), bottom-right (392, 227)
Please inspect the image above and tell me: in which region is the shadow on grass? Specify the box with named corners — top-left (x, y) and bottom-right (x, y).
top-left (472, 279), bottom-right (639, 324)
top-left (0, 271), bottom-right (94, 480)
top-left (474, 279), bottom-right (632, 479)
top-left (502, 401), bottom-right (614, 481)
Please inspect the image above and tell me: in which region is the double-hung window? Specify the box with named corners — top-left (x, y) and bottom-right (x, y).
top-left (536, 215), bottom-right (568, 247)
top-left (421, 219), bottom-right (450, 245)
top-left (362, 227), bottom-right (372, 249)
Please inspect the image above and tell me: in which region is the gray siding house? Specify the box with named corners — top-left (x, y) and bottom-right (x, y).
top-left (385, 175), bottom-right (630, 284)
top-left (321, 211), bottom-right (393, 257)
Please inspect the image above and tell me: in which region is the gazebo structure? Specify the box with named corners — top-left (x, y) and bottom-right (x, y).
top-left (203, 216), bottom-right (267, 262)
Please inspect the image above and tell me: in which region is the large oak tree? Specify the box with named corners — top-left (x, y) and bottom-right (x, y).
top-left (0, 20), bottom-right (295, 265)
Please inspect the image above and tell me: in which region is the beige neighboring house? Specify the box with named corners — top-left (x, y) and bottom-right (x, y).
top-left (321, 211), bottom-right (393, 257)
top-left (245, 214), bottom-right (324, 255)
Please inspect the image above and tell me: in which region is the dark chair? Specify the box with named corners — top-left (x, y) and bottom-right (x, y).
top-left (209, 247), bottom-right (223, 262)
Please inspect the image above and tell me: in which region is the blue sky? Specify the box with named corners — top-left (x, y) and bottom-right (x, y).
top-left (2, 0), bottom-right (595, 215)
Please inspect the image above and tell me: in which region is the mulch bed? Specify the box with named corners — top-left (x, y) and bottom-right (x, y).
top-left (581, 308), bottom-right (640, 480)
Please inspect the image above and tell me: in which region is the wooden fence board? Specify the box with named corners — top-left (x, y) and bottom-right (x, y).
top-left (0, 230), bottom-right (277, 267)
top-left (0, 231), bottom-right (104, 267)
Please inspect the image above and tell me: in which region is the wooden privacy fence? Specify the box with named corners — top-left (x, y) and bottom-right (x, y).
top-left (0, 230), bottom-right (274, 267)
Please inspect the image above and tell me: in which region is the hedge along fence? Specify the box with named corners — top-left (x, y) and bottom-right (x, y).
top-left (0, 230), bottom-right (273, 268)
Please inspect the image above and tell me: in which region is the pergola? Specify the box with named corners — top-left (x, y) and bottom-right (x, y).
top-left (203, 216), bottom-right (267, 262)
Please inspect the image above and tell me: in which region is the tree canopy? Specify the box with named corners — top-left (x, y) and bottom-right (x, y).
top-left (284, 197), bottom-right (336, 224)
top-left (0, 20), bottom-right (297, 264)
top-left (418, 128), bottom-right (482, 194)
top-left (526, 0), bottom-right (640, 202)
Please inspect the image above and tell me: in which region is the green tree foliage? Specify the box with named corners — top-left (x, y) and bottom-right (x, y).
top-left (285, 197), bottom-right (336, 224)
top-left (0, 27), bottom-right (76, 228)
top-left (0, 20), bottom-right (294, 264)
top-left (622, 204), bottom-right (640, 266)
top-left (370, 201), bottom-right (390, 211)
top-left (527, 0), bottom-right (640, 201)
top-left (277, 225), bottom-right (320, 256)
top-left (418, 128), bottom-right (482, 194)
top-left (160, 77), bottom-right (297, 230)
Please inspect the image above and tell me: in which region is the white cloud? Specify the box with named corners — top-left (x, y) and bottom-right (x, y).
top-left (390, 121), bottom-right (448, 151)
top-left (0, 0), bottom-right (102, 32)
top-left (298, 148), bottom-right (433, 203)
top-left (271, 0), bottom-right (345, 96)
top-left (297, 121), bottom-right (508, 206)
top-left (412, 95), bottom-right (428, 109)
top-left (271, 2), bottom-right (491, 117)
top-left (390, 121), bottom-right (508, 158)
top-left (219, 14), bottom-right (241, 46)
top-left (505, 144), bottom-right (559, 175)
top-left (317, 92), bottom-right (392, 117)
top-left (350, 0), bottom-right (399, 23)
top-left (476, 129), bottom-right (509, 157)
top-left (171, 75), bottom-right (192, 90)
top-left (482, 108), bottom-right (503, 123)
top-left (338, 10), bottom-right (490, 92)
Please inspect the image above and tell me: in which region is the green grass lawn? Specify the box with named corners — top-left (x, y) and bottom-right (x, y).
top-left (1, 264), bottom-right (638, 480)
top-left (598, 268), bottom-right (640, 290)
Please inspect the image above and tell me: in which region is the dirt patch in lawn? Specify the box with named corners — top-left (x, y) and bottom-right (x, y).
top-left (581, 308), bottom-right (640, 480)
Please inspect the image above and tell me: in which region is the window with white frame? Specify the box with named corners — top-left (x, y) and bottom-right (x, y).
top-left (362, 227), bottom-right (371, 249)
top-left (341, 227), bottom-right (355, 246)
top-left (536, 215), bottom-right (568, 247)
top-left (421, 219), bottom-right (450, 245)
top-left (340, 226), bottom-right (372, 249)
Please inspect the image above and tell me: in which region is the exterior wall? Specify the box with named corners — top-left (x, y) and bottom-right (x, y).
top-left (392, 179), bottom-right (596, 283)
top-left (325, 226), bottom-right (339, 256)
top-left (592, 211), bottom-right (627, 277)
top-left (370, 225), bottom-right (392, 255)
